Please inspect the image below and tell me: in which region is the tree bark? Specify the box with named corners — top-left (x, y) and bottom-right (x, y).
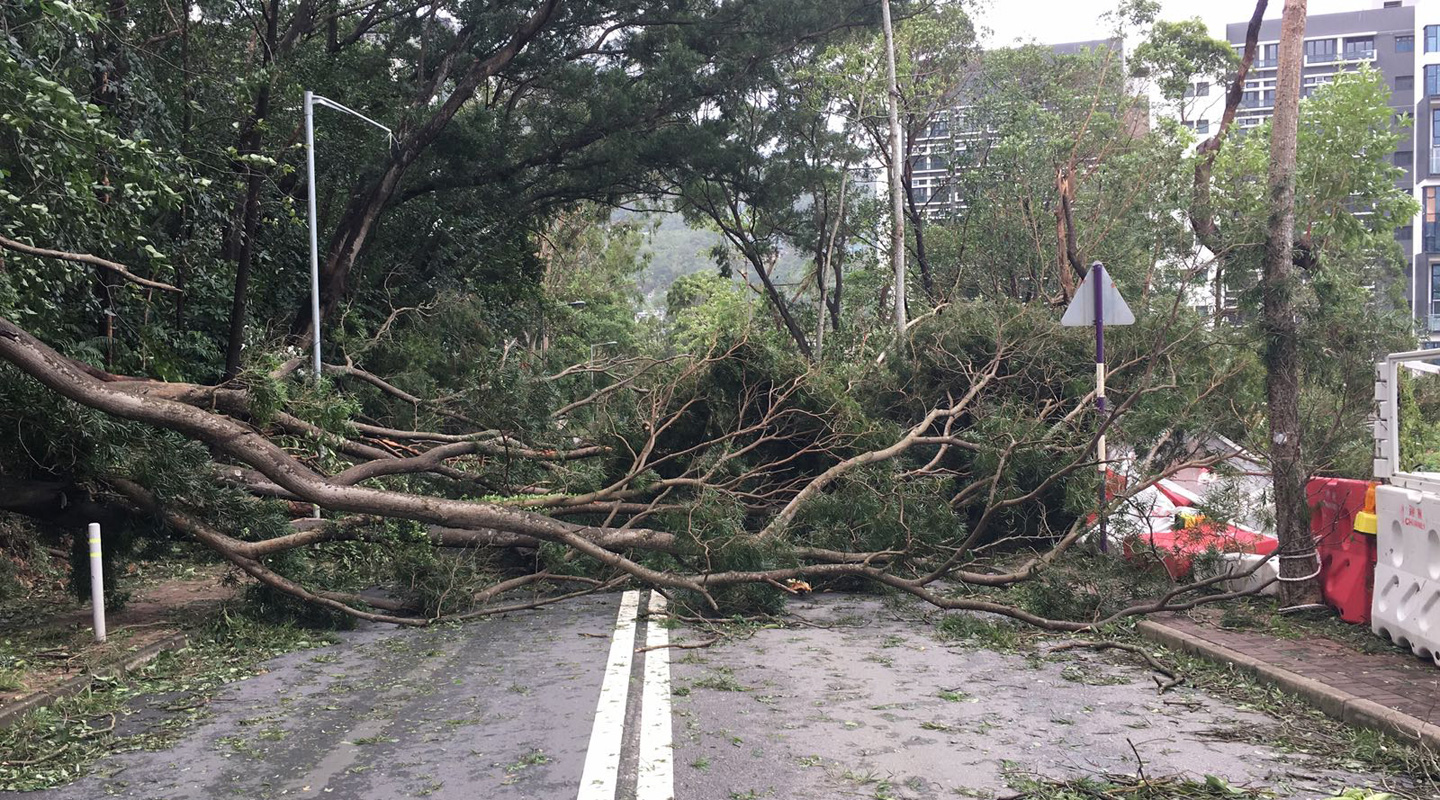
top-left (1263, 0), bottom-right (1321, 607)
top-left (901, 160), bottom-right (935, 300)
top-left (224, 69), bottom-right (276, 378)
top-left (880, 0), bottom-right (906, 337)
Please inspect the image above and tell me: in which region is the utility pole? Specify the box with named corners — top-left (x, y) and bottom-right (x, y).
top-left (880, 0), bottom-right (906, 338)
top-left (1263, 0), bottom-right (1322, 608)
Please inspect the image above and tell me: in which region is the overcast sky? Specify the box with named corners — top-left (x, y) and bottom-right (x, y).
top-left (978, 0), bottom-right (1377, 46)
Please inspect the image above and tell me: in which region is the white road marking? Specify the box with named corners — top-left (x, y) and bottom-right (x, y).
top-left (636, 591), bottom-right (674, 800)
top-left (577, 589), bottom-right (641, 800)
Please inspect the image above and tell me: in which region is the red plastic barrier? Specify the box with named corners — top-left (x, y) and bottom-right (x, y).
top-left (1307, 477), bottom-right (1378, 624)
top-left (1125, 523), bottom-right (1278, 580)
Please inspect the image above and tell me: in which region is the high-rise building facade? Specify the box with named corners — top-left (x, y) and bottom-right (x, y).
top-left (1216, 1), bottom-right (1438, 337)
top-left (905, 39), bottom-right (1122, 221)
top-left (1410, 0), bottom-right (1440, 340)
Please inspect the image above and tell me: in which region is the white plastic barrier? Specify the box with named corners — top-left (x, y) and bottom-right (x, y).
top-left (1372, 485), bottom-right (1440, 665)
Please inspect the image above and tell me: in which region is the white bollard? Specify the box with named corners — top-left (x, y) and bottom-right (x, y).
top-left (88, 522), bottom-right (106, 643)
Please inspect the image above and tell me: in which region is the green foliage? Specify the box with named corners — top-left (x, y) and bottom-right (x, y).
top-left (934, 614), bottom-right (1022, 650)
top-left (789, 469), bottom-right (960, 556)
top-left (0, 0), bottom-right (1423, 638)
top-left (1131, 18), bottom-right (1238, 102)
top-left (665, 273), bottom-right (758, 355)
top-left (1212, 68), bottom-right (1417, 475)
top-left (389, 546), bottom-right (499, 619)
top-left (1397, 370), bottom-right (1440, 472)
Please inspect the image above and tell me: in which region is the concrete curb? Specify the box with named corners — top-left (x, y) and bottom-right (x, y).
top-left (0, 631), bottom-right (190, 730)
top-left (1137, 620), bottom-right (1440, 752)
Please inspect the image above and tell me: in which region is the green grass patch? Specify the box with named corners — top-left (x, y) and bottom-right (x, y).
top-left (0, 605), bottom-right (333, 791)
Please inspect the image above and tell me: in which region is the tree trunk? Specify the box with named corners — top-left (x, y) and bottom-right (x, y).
top-left (1263, 0), bottom-right (1320, 607)
top-left (901, 160), bottom-right (935, 300)
top-left (745, 245), bottom-right (815, 361)
top-left (224, 80), bottom-right (273, 379)
top-left (880, 0), bottom-right (906, 338)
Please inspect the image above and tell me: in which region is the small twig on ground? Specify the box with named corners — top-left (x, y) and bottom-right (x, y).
top-left (1163, 698), bottom-right (1203, 710)
top-left (782, 613), bottom-right (870, 630)
top-left (161, 699), bottom-right (212, 712)
top-left (1049, 640), bottom-right (1184, 694)
top-left (1127, 737), bottom-right (1148, 784)
top-left (78, 713), bottom-right (117, 738)
top-left (636, 636), bottom-right (720, 654)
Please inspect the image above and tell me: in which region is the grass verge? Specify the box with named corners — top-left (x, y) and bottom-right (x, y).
top-left (0, 604), bottom-right (333, 791)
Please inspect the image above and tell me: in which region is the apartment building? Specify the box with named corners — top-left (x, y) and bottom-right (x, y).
top-left (905, 38), bottom-right (1122, 221)
top-left (1210, 1), bottom-right (1437, 336)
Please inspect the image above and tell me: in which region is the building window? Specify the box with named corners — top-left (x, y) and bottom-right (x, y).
top-left (1184, 81), bottom-right (1210, 98)
top-left (1302, 74), bottom-right (1332, 98)
top-left (1396, 150), bottom-right (1413, 168)
top-left (911, 155), bottom-right (946, 172)
top-left (1385, 0), bottom-right (1401, 7)
top-left (1427, 65), bottom-right (1440, 97)
top-left (1398, 34), bottom-right (1414, 52)
top-left (1425, 187), bottom-right (1440, 252)
top-left (1251, 43), bottom-right (1278, 68)
top-left (1344, 37), bottom-right (1375, 60)
top-left (1428, 25), bottom-right (1440, 53)
top-left (1195, 119), bottom-right (1209, 134)
top-left (1305, 38), bottom-right (1336, 63)
top-left (1398, 75), bottom-right (1415, 92)
top-left (1431, 263), bottom-right (1440, 317)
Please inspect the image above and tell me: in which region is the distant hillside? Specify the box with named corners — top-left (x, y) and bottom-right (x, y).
top-left (623, 211), bottom-right (811, 308)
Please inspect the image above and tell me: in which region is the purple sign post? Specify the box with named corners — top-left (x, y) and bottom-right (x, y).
top-left (1060, 261), bottom-right (1134, 553)
top-left (1094, 262), bottom-right (1107, 550)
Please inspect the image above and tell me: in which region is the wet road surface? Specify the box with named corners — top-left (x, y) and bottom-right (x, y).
top-left (17, 591), bottom-right (1393, 799)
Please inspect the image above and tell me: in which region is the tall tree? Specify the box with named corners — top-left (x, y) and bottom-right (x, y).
top-left (1263, 0), bottom-right (1321, 606)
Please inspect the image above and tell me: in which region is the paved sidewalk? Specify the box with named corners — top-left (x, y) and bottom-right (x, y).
top-left (1140, 615), bottom-right (1440, 751)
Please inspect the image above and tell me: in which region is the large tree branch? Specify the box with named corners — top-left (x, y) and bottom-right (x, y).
top-left (0, 235), bottom-right (181, 293)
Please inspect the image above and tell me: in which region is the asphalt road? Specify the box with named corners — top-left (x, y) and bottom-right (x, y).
top-left (18, 591), bottom-right (1393, 799)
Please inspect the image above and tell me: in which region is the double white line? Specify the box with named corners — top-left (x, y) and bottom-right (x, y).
top-left (577, 590), bottom-right (674, 800)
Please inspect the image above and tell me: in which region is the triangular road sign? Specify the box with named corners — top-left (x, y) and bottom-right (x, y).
top-left (1061, 265), bottom-right (1135, 327)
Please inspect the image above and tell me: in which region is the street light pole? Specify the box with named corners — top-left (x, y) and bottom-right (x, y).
top-left (303, 91), bottom-right (322, 381)
top-left (302, 90), bottom-right (393, 382)
top-left (590, 340), bottom-right (618, 390)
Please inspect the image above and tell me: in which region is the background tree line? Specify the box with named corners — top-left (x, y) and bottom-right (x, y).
top-left (0, 0), bottom-right (1422, 624)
